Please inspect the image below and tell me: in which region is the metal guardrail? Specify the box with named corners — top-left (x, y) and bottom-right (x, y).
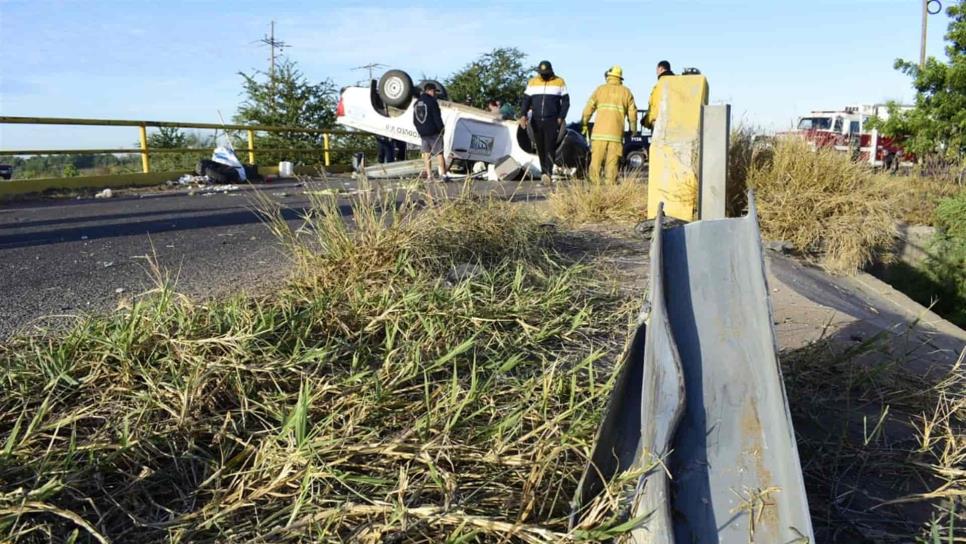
top-left (0, 116), bottom-right (359, 172)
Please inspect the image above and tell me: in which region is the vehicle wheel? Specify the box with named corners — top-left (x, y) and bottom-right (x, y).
top-left (556, 121), bottom-right (568, 144)
top-left (516, 125), bottom-right (536, 154)
top-left (417, 80), bottom-right (449, 101)
top-left (625, 150), bottom-right (648, 171)
top-left (205, 163), bottom-right (240, 184)
top-left (378, 69), bottom-right (414, 108)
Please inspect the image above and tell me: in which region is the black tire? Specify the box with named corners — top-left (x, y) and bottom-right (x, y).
top-left (556, 121), bottom-right (567, 145)
top-left (625, 150), bottom-right (648, 171)
top-left (416, 79), bottom-right (448, 101)
top-left (378, 69), bottom-right (414, 108)
top-left (205, 163), bottom-right (240, 184)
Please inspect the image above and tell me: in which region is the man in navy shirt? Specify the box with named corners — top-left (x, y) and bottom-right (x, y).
top-left (413, 82), bottom-right (447, 180)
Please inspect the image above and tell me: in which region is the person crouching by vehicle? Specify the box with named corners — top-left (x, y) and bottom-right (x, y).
top-left (414, 82), bottom-right (447, 180)
top-left (581, 65), bottom-right (637, 184)
top-left (519, 60), bottom-right (570, 183)
top-left (488, 99), bottom-right (516, 121)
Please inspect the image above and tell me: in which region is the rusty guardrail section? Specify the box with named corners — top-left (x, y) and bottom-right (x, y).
top-left (572, 196), bottom-right (814, 542)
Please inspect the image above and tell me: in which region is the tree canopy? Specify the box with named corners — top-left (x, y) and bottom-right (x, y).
top-left (870, 1), bottom-right (966, 161)
top-left (446, 47), bottom-right (532, 112)
top-left (234, 58), bottom-right (338, 162)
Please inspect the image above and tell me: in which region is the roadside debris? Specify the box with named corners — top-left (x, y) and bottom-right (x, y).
top-left (172, 174), bottom-right (209, 186)
top-left (764, 240), bottom-right (794, 253)
top-left (194, 142), bottom-right (249, 184)
top-left (200, 184), bottom-right (239, 195)
top-left (94, 188), bottom-right (113, 199)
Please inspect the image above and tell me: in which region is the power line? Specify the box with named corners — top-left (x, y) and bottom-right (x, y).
top-left (258, 21), bottom-right (291, 107)
top-left (352, 63), bottom-right (388, 82)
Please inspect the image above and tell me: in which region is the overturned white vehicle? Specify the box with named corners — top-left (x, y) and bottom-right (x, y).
top-left (336, 69), bottom-right (589, 180)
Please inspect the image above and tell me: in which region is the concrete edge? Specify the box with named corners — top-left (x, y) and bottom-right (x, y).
top-left (0, 171), bottom-right (186, 197)
top-left (851, 271), bottom-right (966, 342)
top-left (0, 165), bottom-right (353, 199)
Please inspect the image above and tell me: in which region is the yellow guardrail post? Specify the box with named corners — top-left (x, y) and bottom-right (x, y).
top-left (647, 75), bottom-right (709, 221)
top-left (138, 124), bottom-right (150, 173)
top-left (323, 133), bottom-right (331, 167)
top-left (247, 129), bottom-right (256, 164)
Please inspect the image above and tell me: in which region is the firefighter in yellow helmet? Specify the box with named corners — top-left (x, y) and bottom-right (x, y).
top-left (581, 65), bottom-right (638, 184)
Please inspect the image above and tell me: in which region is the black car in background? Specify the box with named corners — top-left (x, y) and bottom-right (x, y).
top-left (0, 164), bottom-right (12, 180)
top-left (567, 109), bottom-right (651, 173)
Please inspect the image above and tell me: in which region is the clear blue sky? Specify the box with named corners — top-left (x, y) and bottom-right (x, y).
top-left (0, 0), bottom-right (954, 150)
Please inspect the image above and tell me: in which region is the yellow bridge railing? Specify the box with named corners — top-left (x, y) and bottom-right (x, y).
top-left (0, 116), bottom-right (356, 172)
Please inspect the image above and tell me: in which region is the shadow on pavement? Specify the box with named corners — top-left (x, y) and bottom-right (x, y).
top-left (0, 205), bottom-right (326, 250)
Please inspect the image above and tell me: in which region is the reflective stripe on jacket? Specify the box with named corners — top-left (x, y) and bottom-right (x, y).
top-left (581, 76), bottom-right (637, 143)
top-left (520, 75), bottom-right (570, 120)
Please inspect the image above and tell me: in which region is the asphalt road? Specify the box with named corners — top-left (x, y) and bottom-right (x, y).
top-left (0, 177), bottom-right (545, 337)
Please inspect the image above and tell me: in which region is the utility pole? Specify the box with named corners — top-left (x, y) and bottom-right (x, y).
top-left (258, 20), bottom-right (290, 108)
top-left (921, 0), bottom-right (942, 69)
top-left (353, 62), bottom-right (388, 84)
top-left (921, 0), bottom-right (929, 69)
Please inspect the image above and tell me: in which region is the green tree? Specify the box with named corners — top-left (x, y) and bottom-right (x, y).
top-left (144, 127), bottom-right (212, 172)
top-left (446, 47), bottom-right (532, 112)
top-left (234, 58), bottom-right (337, 165)
top-left (869, 1), bottom-right (966, 162)
top-left (62, 163), bottom-right (79, 177)
top-left (148, 126), bottom-right (189, 149)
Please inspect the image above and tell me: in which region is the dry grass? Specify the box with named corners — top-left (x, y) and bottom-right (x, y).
top-left (880, 174), bottom-right (963, 226)
top-left (747, 138), bottom-right (900, 273)
top-left (784, 331), bottom-right (965, 542)
top-left (0, 184), bottom-right (639, 542)
top-left (547, 176), bottom-right (648, 225)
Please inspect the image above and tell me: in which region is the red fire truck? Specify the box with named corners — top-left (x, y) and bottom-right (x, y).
top-left (788, 104), bottom-right (913, 169)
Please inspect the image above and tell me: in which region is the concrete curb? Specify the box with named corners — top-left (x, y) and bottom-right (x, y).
top-left (0, 165), bottom-right (353, 199)
top-left (851, 270), bottom-right (966, 341)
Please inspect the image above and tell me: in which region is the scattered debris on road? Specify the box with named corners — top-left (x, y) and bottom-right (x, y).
top-left (94, 188), bottom-right (113, 199)
top-left (172, 174), bottom-right (210, 186)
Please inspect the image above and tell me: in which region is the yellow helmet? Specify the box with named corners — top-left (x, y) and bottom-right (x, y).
top-left (605, 65), bottom-right (623, 79)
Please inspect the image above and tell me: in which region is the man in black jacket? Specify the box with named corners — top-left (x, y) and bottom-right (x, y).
top-left (413, 83), bottom-right (447, 180)
top-left (519, 60), bottom-right (570, 182)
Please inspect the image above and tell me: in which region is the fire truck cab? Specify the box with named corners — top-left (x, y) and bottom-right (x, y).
top-left (792, 105), bottom-right (912, 169)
